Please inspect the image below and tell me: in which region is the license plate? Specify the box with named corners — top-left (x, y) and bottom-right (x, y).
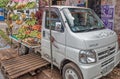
top-left (101, 62), bottom-right (114, 74)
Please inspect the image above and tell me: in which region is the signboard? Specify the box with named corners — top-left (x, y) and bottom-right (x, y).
top-left (101, 5), bottom-right (114, 30)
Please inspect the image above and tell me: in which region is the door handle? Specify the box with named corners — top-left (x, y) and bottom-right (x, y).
top-left (43, 31), bottom-right (45, 37)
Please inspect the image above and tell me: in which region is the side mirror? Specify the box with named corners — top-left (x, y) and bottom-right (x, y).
top-left (55, 22), bottom-right (63, 32)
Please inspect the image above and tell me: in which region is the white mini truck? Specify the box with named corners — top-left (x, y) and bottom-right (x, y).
top-left (24, 6), bottom-right (120, 79)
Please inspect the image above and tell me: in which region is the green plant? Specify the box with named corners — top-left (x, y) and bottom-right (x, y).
top-left (0, 29), bottom-right (11, 44)
top-left (0, 0), bottom-right (9, 8)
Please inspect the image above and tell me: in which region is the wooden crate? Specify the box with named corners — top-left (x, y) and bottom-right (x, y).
top-left (1, 53), bottom-right (49, 79)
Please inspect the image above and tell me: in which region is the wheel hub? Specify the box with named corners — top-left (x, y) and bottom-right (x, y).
top-left (68, 75), bottom-right (74, 79)
top-left (65, 69), bottom-right (78, 79)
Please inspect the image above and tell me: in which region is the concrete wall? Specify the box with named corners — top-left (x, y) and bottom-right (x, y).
top-left (114, 0), bottom-right (120, 34)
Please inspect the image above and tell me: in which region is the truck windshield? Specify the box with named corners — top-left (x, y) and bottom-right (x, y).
top-left (63, 8), bottom-right (105, 32)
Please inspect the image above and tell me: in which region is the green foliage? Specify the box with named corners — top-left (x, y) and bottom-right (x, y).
top-left (29, 30), bottom-right (39, 37)
top-left (26, 2), bottom-right (36, 9)
top-left (25, 19), bottom-right (36, 26)
top-left (15, 27), bottom-right (28, 39)
top-left (12, 14), bottom-right (19, 20)
top-left (0, 0), bottom-right (9, 8)
top-left (0, 29), bottom-right (11, 44)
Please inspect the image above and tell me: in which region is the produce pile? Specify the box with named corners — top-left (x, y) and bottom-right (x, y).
top-left (5, 1), bottom-right (41, 46)
top-left (14, 23), bottom-right (41, 45)
top-left (12, 12), bottom-right (41, 45)
top-left (6, 1), bottom-right (36, 10)
top-left (15, 22), bottom-right (41, 39)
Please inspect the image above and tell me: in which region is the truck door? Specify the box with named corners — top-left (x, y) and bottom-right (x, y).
top-left (41, 8), bottom-right (66, 67)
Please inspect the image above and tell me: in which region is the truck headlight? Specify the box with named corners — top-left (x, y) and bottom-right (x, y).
top-left (79, 50), bottom-right (96, 64)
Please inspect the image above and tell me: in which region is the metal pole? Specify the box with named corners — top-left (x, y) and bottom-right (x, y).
top-left (48, 0), bottom-right (53, 78)
top-left (86, 0), bottom-right (88, 8)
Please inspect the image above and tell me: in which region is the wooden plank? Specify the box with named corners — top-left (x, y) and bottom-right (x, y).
top-left (7, 58), bottom-right (47, 74)
top-left (1, 53), bottom-right (41, 68)
top-left (2, 54), bottom-right (41, 69)
top-left (4, 57), bottom-right (43, 71)
top-left (5, 60), bottom-right (48, 78)
top-left (1, 53), bottom-right (49, 79)
top-left (10, 62), bottom-right (49, 79)
top-left (1, 54), bottom-right (33, 66)
top-left (1, 53), bottom-right (42, 70)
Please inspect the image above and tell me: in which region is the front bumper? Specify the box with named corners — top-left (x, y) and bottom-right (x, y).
top-left (79, 50), bottom-right (120, 79)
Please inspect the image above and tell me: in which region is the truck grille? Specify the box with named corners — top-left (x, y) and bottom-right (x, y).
top-left (101, 57), bottom-right (114, 74)
top-left (98, 46), bottom-right (115, 60)
top-left (101, 57), bottom-right (114, 67)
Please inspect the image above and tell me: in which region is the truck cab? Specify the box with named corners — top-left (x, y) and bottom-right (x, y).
top-left (40, 6), bottom-right (120, 79)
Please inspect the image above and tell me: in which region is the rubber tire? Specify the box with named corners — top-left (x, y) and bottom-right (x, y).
top-left (62, 63), bottom-right (83, 79)
top-left (18, 44), bottom-right (29, 55)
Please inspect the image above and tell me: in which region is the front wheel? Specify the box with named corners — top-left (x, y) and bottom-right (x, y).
top-left (62, 63), bottom-right (83, 79)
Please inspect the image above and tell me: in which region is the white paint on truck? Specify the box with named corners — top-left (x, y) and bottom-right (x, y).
top-left (36, 6), bottom-right (120, 79)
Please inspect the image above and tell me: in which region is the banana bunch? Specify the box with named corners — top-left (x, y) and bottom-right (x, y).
top-left (15, 26), bottom-right (28, 39)
top-left (15, 3), bottom-right (27, 9)
top-left (26, 2), bottom-right (36, 9)
top-left (30, 12), bottom-right (35, 19)
top-left (16, 20), bottom-right (23, 25)
top-left (21, 13), bottom-right (26, 19)
top-left (12, 14), bottom-right (19, 21)
top-left (29, 30), bottom-right (39, 38)
top-left (25, 19), bottom-right (36, 26)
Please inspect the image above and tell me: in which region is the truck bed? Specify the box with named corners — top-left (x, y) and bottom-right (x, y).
top-left (1, 53), bottom-right (49, 79)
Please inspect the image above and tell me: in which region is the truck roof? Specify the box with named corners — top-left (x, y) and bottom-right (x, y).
top-left (45, 5), bottom-right (88, 9)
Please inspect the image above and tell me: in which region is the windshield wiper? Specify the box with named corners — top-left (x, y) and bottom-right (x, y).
top-left (89, 27), bottom-right (105, 31)
top-left (73, 27), bottom-right (105, 33)
top-left (73, 29), bottom-right (87, 32)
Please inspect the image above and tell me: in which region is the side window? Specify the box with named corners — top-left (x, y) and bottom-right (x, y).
top-left (45, 10), bottom-right (63, 31)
